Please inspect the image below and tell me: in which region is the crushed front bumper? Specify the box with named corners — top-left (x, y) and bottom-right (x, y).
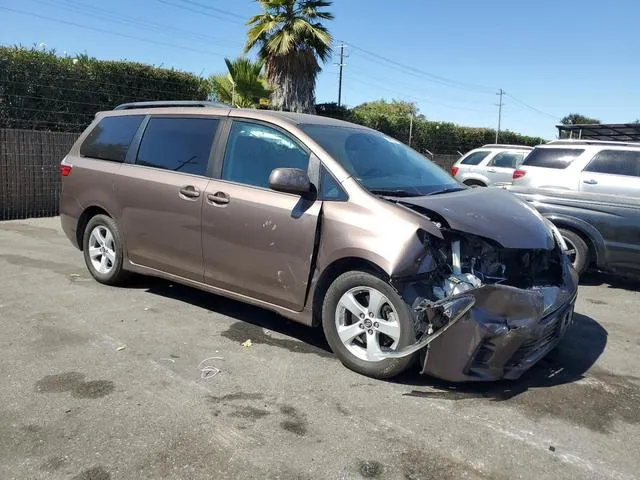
top-left (400, 259), bottom-right (579, 382)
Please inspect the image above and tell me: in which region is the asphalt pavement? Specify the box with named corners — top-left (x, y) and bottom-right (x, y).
top-left (1, 217), bottom-right (639, 480)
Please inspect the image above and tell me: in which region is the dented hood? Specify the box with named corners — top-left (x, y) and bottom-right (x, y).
top-left (399, 187), bottom-right (554, 249)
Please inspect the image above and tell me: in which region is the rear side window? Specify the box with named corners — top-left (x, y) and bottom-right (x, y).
top-left (461, 151), bottom-right (490, 165)
top-left (521, 148), bottom-right (584, 169)
top-left (489, 151), bottom-right (525, 168)
top-left (136, 117), bottom-right (219, 176)
top-left (584, 150), bottom-right (640, 177)
top-left (80, 115), bottom-right (144, 162)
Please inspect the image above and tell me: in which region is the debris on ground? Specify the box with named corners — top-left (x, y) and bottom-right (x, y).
top-left (242, 339), bottom-right (253, 348)
top-left (116, 345), bottom-right (126, 351)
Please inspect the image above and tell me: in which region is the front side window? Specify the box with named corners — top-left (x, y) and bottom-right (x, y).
top-left (584, 150), bottom-right (640, 177)
top-left (222, 121), bottom-right (309, 189)
top-left (80, 115), bottom-right (144, 162)
top-left (136, 117), bottom-right (219, 176)
top-left (489, 151), bottom-right (525, 168)
top-left (521, 147), bottom-right (584, 169)
top-left (300, 124), bottom-right (458, 196)
top-left (461, 151), bottom-right (490, 165)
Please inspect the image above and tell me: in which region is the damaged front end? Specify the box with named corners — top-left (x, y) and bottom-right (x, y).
top-left (391, 227), bottom-right (579, 382)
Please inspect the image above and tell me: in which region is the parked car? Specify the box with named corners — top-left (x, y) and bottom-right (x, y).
top-left (512, 139), bottom-right (640, 197)
top-left (507, 185), bottom-right (640, 277)
top-left (450, 144), bottom-right (532, 187)
top-left (60, 101), bottom-right (577, 382)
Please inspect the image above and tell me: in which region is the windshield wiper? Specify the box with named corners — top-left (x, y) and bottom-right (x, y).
top-left (368, 188), bottom-right (419, 197)
top-left (425, 186), bottom-right (466, 196)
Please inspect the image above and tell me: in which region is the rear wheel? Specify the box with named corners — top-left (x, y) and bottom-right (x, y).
top-left (82, 214), bottom-right (129, 285)
top-left (559, 228), bottom-right (589, 275)
top-left (322, 271), bottom-right (416, 379)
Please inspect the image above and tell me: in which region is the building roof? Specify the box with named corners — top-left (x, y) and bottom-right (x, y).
top-left (556, 123), bottom-right (640, 142)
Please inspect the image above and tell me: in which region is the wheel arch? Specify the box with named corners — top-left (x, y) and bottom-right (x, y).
top-left (76, 205), bottom-right (113, 251)
top-left (544, 214), bottom-right (605, 268)
top-left (311, 257), bottom-right (389, 326)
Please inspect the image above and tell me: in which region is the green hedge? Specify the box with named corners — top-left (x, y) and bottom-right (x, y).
top-left (0, 46), bottom-right (210, 131)
top-left (316, 101), bottom-right (545, 154)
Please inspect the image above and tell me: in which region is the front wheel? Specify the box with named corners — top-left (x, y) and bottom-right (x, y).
top-left (559, 228), bottom-right (590, 275)
top-left (322, 271), bottom-right (417, 379)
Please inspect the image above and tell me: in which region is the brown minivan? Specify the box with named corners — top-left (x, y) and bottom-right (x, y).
top-left (60, 101), bottom-right (578, 381)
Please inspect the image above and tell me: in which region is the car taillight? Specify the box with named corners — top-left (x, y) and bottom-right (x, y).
top-left (512, 169), bottom-right (526, 179)
top-left (60, 164), bottom-right (72, 177)
top-left (451, 166), bottom-right (459, 176)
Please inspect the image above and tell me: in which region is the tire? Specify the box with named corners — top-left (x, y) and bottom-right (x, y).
top-left (322, 271), bottom-right (417, 379)
top-left (559, 228), bottom-right (590, 275)
top-left (82, 214), bottom-right (129, 285)
top-left (463, 180), bottom-right (486, 188)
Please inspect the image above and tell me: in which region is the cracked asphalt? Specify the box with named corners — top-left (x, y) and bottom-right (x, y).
top-left (1, 217), bottom-right (639, 480)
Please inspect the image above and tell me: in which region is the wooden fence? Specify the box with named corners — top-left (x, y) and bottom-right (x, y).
top-left (0, 128), bottom-right (461, 221)
top-left (0, 128), bottom-right (79, 220)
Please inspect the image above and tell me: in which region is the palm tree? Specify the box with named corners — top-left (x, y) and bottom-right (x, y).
top-left (210, 57), bottom-right (271, 108)
top-left (245, 0), bottom-right (334, 113)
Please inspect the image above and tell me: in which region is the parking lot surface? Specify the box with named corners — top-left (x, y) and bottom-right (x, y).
top-left (1, 217), bottom-right (639, 480)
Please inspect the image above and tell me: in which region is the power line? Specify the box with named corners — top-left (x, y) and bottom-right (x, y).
top-left (0, 6), bottom-right (230, 59)
top-left (172, 0), bottom-right (245, 20)
top-left (344, 63), bottom-right (494, 107)
top-left (45, 0), bottom-right (240, 48)
top-left (504, 92), bottom-right (560, 120)
top-left (156, 0), bottom-right (245, 25)
top-left (342, 74), bottom-right (494, 113)
top-left (344, 41), bottom-right (496, 94)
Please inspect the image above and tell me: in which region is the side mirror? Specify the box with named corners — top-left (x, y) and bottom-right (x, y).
top-left (268, 167), bottom-right (311, 195)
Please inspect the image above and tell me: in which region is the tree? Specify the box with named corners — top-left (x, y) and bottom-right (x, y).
top-left (209, 57), bottom-right (271, 108)
top-left (560, 113), bottom-right (600, 125)
top-left (245, 0), bottom-right (334, 113)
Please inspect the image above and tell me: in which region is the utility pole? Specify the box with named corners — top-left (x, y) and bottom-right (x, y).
top-left (408, 113), bottom-right (413, 147)
top-left (337, 42), bottom-right (345, 107)
top-left (496, 88), bottom-right (504, 143)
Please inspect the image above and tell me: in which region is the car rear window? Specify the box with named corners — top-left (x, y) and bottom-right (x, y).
top-left (80, 115), bottom-right (145, 162)
top-left (521, 147), bottom-right (584, 169)
top-left (584, 149), bottom-right (640, 177)
top-left (136, 117), bottom-right (220, 177)
top-left (460, 151), bottom-right (490, 165)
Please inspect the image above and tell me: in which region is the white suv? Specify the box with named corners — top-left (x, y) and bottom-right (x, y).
top-left (451, 144), bottom-right (533, 187)
top-left (512, 140), bottom-right (640, 197)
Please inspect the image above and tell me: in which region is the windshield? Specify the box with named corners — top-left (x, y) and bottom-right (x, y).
top-left (301, 124), bottom-right (460, 196)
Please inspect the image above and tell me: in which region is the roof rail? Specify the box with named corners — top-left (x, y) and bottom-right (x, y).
top-left (114, 100), bottom-right (229, 110)
top-left (481, 144), bottom-right (533, 149)
top-left (546, 139), bottom-right (640, 147)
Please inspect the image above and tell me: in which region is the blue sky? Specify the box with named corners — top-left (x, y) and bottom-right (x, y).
top-left (1, 0), bottom-right (639, 139)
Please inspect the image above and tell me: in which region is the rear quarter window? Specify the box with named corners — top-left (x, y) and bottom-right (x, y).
top-left (460, 151), bottom-right (490, 165)
top-left (80, 115), bottom-right (145, 162)
top-left (521, 148), bottom-right (584, 169)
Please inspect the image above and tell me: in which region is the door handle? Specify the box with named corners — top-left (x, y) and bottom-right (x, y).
top-left (207, 191), bottom-right (230, 205)
top-left (179, 185), bottom-right (201, 199)
top-left (583, 179), bottom-right (598, 185)
top-left (487, 168), bottom-right (496, 172)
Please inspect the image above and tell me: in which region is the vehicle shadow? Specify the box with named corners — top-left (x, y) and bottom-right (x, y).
top-left (130, 276), bottom-right (606, 400)
top-left (394, 312), bottom-right (608, 401)
top-left (134, 277), bottom-right (332, 354)
top-left (580, 271), bottom-right (640, 292)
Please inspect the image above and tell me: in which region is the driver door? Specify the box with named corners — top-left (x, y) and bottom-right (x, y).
top-left (201, 120), bottom-right (321, 311)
